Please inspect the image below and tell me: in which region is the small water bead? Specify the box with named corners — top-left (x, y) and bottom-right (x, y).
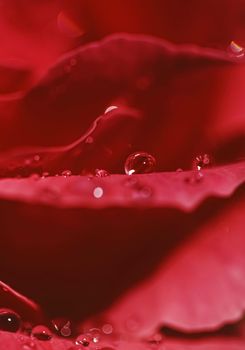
top-left (85, 136), bottom-right (94, 144)
top-left (176, 168), bottom-right (183, 172)
top-left (124, 152), bottom-right (156, 175)
top-left (93, 187), bottom-right (104, 199)
top-left (61, 322), bottom-right (72, 337)
top-left (192, 153), bottom-right (211, 171)
top-left (102, 324), bottom-right (113, 335)
top-left (31, 325), bottom-right (52, 341)
top-left (62, 170), bottom-right (72, 177)
top-left (185, 171), bottom-right (204, 184)
top-left (95, 169), bottom-right (110, 177)
top-left (228, 41), bottom-right (245, 58)
top-left (0, 309), bottom-right (21, 332)
top-left (75, 334), bottom-right (91, 347)
top-left (89, 328), bottom-right (101, 344)
top-left (41, 171), bottom-right (50, 178)
top-left (21, 341), bottom-right (36, 350)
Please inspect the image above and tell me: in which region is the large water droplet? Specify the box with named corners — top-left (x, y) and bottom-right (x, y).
top-left (228, 41), bottom-right (245, 58)
top-left (0, 309), bottom-right (21, 332)
top-left (192, 154), bottom-right (211, 171)
top-left (124, 152), bottom-right (156, 175)
top-left (31, 325), bottom-right (52, 341)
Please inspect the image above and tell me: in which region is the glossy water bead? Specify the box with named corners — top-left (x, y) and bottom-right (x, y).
top-left (0, 309), bottom-right (21, 332)
top-left (124, 152), bottom-right (156, 175)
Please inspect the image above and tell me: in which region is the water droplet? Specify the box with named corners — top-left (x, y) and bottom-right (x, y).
top-left (22, 340), bottom-right (36, 349)
top-left (124, 152), bottom-right (156, 175)
top-left (228, 41), bottom-right (245, 58)
top-left (185, 171), bottom-right (204, 184)
top-left (30, 173), bottom-right (40, 181)
top-left (85, 136), bottom-right (94, 144)
top-left (41, 172), bottom-right (50, 178)
top-left (75, 333), bottom-right (91, 347)
top-left (192, 154), bottom-right (211, 171)
top-left (0, 309), bottom-right (21, 332)
top-left (31, 325), bottom-right (52, 341)
top-left (102, 324), bottom-right (113, 335)
top-left (176, 168), bottom-right (183, 172)
top-left (95, 169), bottom-right (110, 177)
top-left (61, 170), bottom-right (72, 177)
top-left (33, 155), bottom-right (41, 162)
top-left (89, 328), bottom-right (101, 344)
top-left (135, 185), bottom-right (152, 199)
top-left (52, 318), bottom-right (72, 337)
top-left (104, 106), bottom-right (118, 114)
top-left (93, 187), bottom-right (104, 199)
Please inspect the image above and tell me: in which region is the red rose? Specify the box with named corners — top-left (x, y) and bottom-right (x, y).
top-left (0, 1), bottom-right (244, 349)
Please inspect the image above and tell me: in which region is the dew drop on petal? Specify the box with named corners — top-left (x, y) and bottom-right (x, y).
top-left (102, 324), bottom-right (113, 335)
top-left (33, 155), bottom-right (41, 162)
top-left (75, 333), bottom-right (91, 347)
top-left (185, 171), bottom-right (204, 184)
top-left (93, 187), bottom-right (104, 199)
top-left (176, 168), bottom-right (183, 172)
top-left (192, 153), bottom-right (211, 171)
top-left (60, 323), bottom-right (72, 337)
top-left (61, 170), bottom-right (72, 177)
top-left (228, 41), bottom-right (245, 58)
top-left (41, 172), bottom-right (50, 179)
top-left (89, 328), bottom-right (101, 343)
top-left (95, 169), bottom-right (110, 177)
top-left (104, 106), bottom-right (118, 114)
top-left (124, 152), bottom-right (156, 175)
top-left (31, 325), bottom-right (52, 341)
top-left (0, 309), bottom-right (21, 332)
top-left (22, 341), bottom-right (36, 350)
top-left (85, 136), bottom-right (94, 144)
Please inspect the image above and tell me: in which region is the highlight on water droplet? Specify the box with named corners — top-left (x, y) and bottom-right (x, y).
top-left (52, 318), bottom-right (72, 337)
top-left (95, 169), bottom-right (110, 177)
top-left (104, 106), bottom-right (118, 114)
top-left (228, 41), bottom-right (245, 58)
top-left (93, 187), bottom-right (104, 199)
top-left (0, 309), bottom-right (21, 333)
top-left (31, 325), bottom-right (52, 341)
top-left (192, 153), bottom-right (211, 171)
top-left (124, 152), bottom-right (156, 175)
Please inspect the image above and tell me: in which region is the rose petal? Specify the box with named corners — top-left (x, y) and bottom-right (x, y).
top-left (2, 34), bottom-right (243, 170)
top-left (0, 162), bottom-right (244, 328)
top-left (101, 184), bottom-right (245, 335)
top-left (0, 162), bottom-right (243, 210)
top-left (0, 331), bottom-right (245, 350)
